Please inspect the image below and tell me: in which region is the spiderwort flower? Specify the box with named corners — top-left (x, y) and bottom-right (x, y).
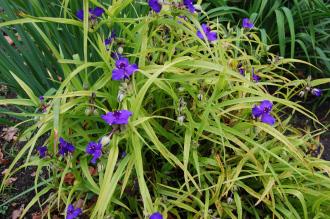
top-left (311, 88), bottom-right (322, 97)
top-left (101, 110), bottom-right (133, 125)
top-left (39, 96), bottom-right (44, 102)
top-left (37, 146), bottom-right (47, 158)
top-left (148, 0), bottom-right (162, 13)
top-left (112, 57), bottom-right (138, 80)
top-left (58, 137), bottom-right (75, 156)
top-left (150, 212), bottom-right (163, 219)
top-left (252, 100), bottom-right (276, 125)
top-left (86, 141), bottom-right (102, 164)
top-left (197, 24), bottom-right (217, 42)
top-left (66, 204), bottom-right (82, 219)
top-left (76, 7), bottom-right (105, 21)
top-left (183, 0), bottom-right (195, 13)
top-left (242, 18), bottom-right (254, 29)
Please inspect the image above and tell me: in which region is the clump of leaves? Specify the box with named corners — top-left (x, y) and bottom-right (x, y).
top-left (1, 0), bottom-right (330, 219)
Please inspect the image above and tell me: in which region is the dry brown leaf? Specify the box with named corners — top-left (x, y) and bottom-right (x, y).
top-left (1, 168), bottom-right (9, 175)
top-left (1, 127), bottom-right (19, 142)
top-left (75, 199), bottom-right (84, 209)
top-left (0, 148), bottom-right (9, 165)
top-left (64, 172), bottom-right (75, 185)
top-left (5, 177), bottom-right (17, 185)
top-left (32, 212), bottom-right (42, 219)
top-left (11, 204), bottom-right (24, 219)
top-left (88, 166), bottom-right (97, 176)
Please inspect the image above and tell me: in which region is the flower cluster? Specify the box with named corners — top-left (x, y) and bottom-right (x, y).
top-left (148, 0), bottom-right (195, 13)
top-left (66, 204), bottom-right (82, 219)
top-left (37, 146), bottom-right (47, 158)
top-left (252, 100), bottom-right (276, 125)
top-left (58, 137), bottom-right (75, 156)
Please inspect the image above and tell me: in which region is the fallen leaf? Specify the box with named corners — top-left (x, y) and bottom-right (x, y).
top-left (11, 204), bottom-right (24, 219)
top-left (0, 148), bottom-right (9, 165)
top-left (64, 172), bottom-right (75, 185)
top-left (5, 177), bottom-right (17, 185)
top-left (1, 127), bottom-right (19, 142)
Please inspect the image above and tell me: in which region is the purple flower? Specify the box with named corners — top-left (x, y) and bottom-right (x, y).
top-left (105, 32), bottom-right (116, 46)
top-left (112, 57), bottom-right (138, 80)
top-left (148, 0), bottom-right (162, 13)
top-left (242, 18), bottom-right (254, 29)
top-left (252, 68), bottom-right (260, 82)
top-left (101, 110), bottom-right (132, 125)
top-left (58, 137), bottom-right (75, 156)
top-left (150, 212), bottom-right (163, 219)
top-left (252, 100), bottom-right (275, 125)
top-left (311, 88), bottom-right (322, 97)
top-left (86, 141), bottom-right (102, 164)
top-left (197, 24), bottom-right (217, 42)
top-left (37, 146), bottom-right (47, 158)
top-left (76, 7), bottom-right (105, 21)
top-left (39, 96), bottom-right (44, 102)
top-left (183, 0), bottom-right (195, 13)
top-left (66, 204), bottom-right (82, 219)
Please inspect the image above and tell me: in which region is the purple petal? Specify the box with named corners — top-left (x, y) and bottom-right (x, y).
top-left (252, 105), bottom-right (262, 118)
top-left (261, 113), bottom-right (275, 125)
top-left (125, 64), bottom-right (138, 77)
top-left (207, 31), bottom-right (217, 41)
top-left (76, 9), bottom-right (84, 20)
top-left (101, 112), bottom-right (116, 125)
top-left (311, 88), bottom-right (322, 97)
top-left (115, 57), bottom-right (129, 69)
top-left (242, 18), bottom-right (254, 29)
top-left (150, 212), bottom-right (163, 219)
top-left (259, 100), bottom-right (273, 112)
top-left (148, 0), bottom-right (162, 13)
top-left (92, 7), bottom-right (105, 17)
top-left (183, 0), bottom-right (195, 13)
top-left (112, 68), bottom-right (125, 80)
top-left (196, 30), bottom-right (204, 40)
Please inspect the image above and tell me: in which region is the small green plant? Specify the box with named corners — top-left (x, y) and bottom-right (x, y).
top-left (1, 0), bottom-right (330, 218)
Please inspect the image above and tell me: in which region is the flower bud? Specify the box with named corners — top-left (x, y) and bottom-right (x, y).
top-left (197, 93), bottom-right (203, 101)
top-left (227, 197), bottom-right (233, 204)
top-left (85, 108), bottom-right (92, 115)
top-left (100, 135), bottom-right (110, 146)
top-left (117, 92), bottom-right (125, 102)
top-left (118, 46), bottom-right (124, 54)
top-left (298, 90), bottom-right (305, 98)
top-left (177, 115), bottom-right (185, 125)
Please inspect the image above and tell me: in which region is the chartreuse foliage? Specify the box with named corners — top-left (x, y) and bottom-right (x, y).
top-left (1, 0), bottom-right (330, 218)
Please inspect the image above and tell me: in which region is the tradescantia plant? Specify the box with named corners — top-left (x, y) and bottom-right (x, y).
top-left (1, 0), bottom-right (330, 218)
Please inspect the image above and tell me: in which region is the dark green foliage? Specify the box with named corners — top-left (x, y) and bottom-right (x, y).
top-left (203, 0), bottom-right (330, 77)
